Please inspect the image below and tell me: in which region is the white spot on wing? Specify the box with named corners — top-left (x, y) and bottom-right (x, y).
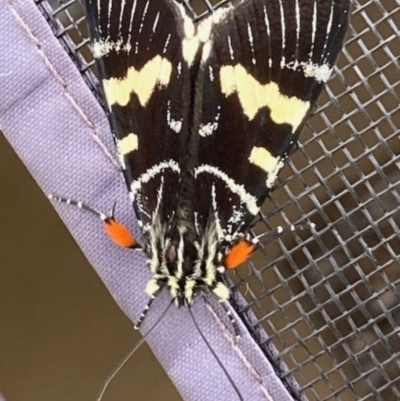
top-left (227, 35), bottom-right (234, 61)
top-left (263, 5), bottom-right (272, 68)
top-left (284, 60), bottom-right (333, 82)
top-left (322, 1), bottom-right (335, 61)
top-left (152, 11), bottom-right (160, 33)
top-left (199, 106), bottom-right (220, 137)
top-left (118, 0), bottom-right (127, 33)
top-left (163, 33), bottom-right (171, 54)
top-left (310, 0), bottom-right (317, 59)
top-left (97, 0), bottom-right (101, 27)
top-left (247, 24), bottom-right (256, 65)
top-left (107, 0), bottom-right (113, 34)
top-left (168, 120), bottom-right (182, 133)
top-left (139, 0), bottom-right (150, 36)
top-left (209, 66), bottom-right (214, 81)
top-left (295, 0), bottom-right (300, 41)
top-left (167, 101), bottom-right (182, 133)
top-left (126, 0), bottom-right (138, 50)
top-left (199, 122), bottom-right (217, 137)
top-left (278, 0), bottom-right (286, 67)
top-left (92, 39), bottom-right (131, 58)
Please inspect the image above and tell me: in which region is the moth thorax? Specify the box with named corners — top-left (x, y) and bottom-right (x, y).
top-left (146, 225), bottom-right (229, 305)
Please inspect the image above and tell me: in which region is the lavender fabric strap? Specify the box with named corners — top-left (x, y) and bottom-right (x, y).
top-left (0, 1), bottom-right (297, 400)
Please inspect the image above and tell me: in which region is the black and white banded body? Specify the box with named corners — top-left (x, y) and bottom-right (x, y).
top-left (82, 0), bottom-right (350, 307)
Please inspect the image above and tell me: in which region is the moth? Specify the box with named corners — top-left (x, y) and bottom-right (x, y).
top-left (52, 0), bottom-right (349, 324)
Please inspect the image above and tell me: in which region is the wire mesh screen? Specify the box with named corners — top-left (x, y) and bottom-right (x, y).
top-left (34, 0), bottom-right (400, 400)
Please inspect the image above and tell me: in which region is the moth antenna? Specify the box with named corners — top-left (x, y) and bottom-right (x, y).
top-left (202, 293), bottom-right (241, 339)
top-left (48, 194), bottom-right (108, 220)
top-left (188, 307), bottom-right (244, 401)
top-left (134, 295), bottom-right (158, 330)
top-left (48, 193), bottom-right (140, 248)
top-left (220, 301), bottom-right (240, 339)
top-left (96, 299), bottom-right (175, 401)
top-left (253, 221), bottom-right (316, 245)
top-left (109, 199), bottom-right (117, 218)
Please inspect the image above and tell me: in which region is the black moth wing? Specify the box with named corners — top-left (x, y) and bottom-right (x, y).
top-left (83, 0), bottom-right (192, 229)
top-left (194, 0), bottom-right (350, 245)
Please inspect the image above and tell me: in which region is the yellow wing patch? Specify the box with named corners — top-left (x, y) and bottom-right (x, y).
top-left (220, 64), bottom-right (310, 130)
top-left (248, 147), bottom-right (278, 173)
top-left (117, 133), bottom-right (139, 155)
top-left (103, 56), bottom-right (172, 109)
top-left (248, 147), bottom-right (285, 188)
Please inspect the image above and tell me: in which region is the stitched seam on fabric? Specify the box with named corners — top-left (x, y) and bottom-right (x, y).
top-left (0, 75), bottom-right (45, 118)
top-left (6, 0), bottom-right (119, 170)
top-left (206, 303), bottom-right (274, 400)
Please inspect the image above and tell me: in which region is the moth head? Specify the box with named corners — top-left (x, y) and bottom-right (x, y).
top-left (145, 227), bottom-right (231, 305)
top-left (144, 232), bottom-right (199, 304)
top-left (145, 275), bottom-right (199, 307)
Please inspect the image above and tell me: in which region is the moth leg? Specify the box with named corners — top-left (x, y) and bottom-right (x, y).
top-left (254, 221), bottom-right (316, 245)
top-left (48, 194), bottom-right (140, 248)
top-left (134, 296), bottom-right (157, 330)
top-left (220, 300), bottom-right (241, 339)
top-left (203, 293), bottom-right (241, 339)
